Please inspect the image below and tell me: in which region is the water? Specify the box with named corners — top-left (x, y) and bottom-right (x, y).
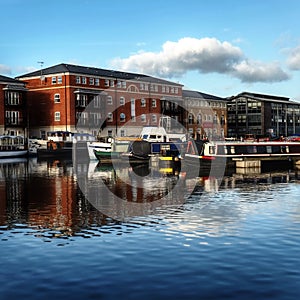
top-left (1, 158), bottom-right (300, 299)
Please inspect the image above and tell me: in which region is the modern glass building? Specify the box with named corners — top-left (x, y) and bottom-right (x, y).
top-left (227, 92), bottom-right (300, 138)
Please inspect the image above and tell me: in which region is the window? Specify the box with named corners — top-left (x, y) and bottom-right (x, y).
top-left (95, 78), bottom-right (100, 86)
top-left (117, 80), bottom-right (121, 88)
top-left (82, 77), bottom-right (87, 84)
top-left (89, 78), bottom-right (94, 85)
top-left (141, 114), bottom-right (146, 122)
top-left (152, 114), bottom-right (157, 123)
top-left (151, 99), bottom-right (157, 107)
top-left (107, 112), bottom-right (113, 122)
top-left (141, 98), bottom-right (146, 107)
top-left (93, 95), bottom-right (101, 108)
top-left (76, 94), bottom-right (88, 107)
top-left (121, 81), bottom-right (126, 88)
top-left (5, 111), bottom-right (19, 125)
top-left (197, 114), bottom-right (202, 124)
top-left (54, 93), bottom-right (60, 103)
top-left (76, 76), bottom-right (81, 84)
top-left (188, 114), bottom-right (194, 124)
top-left (120, 113), bottom-right (126, 122)
top-left (54, 112), bottom-right (60, 121)
top-left (90, 112), bottom-right (101, 125)
top-left (52, 76), bottom-right (57, 84)
top-left (40, 130), bottom-right (46, 139)
top-left (120, 97), bottom-right (125, 106)
top-left (57, 76), bottom-right (62, 84)
top-left (120, 130), bottom-right (126, 137)
top-left (5, 91), bottom-right (20, 105)
top-left (107, 96), bottom-right (113, 105)
top-left (110, 80), bottom-right (114, 87)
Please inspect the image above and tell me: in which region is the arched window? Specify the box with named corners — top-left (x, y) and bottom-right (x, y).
top-left (120, 97), bottom-right (125, 106)
top-left (188, 113), bottom-right (194, 124)
top-left (107, 112), bottom-right (113, 122)
top-left (197, 114), bottom-right (202, 124)
top-left (120, 113), bottom-right (126, 122)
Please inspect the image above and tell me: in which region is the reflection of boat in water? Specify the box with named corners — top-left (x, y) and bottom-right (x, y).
top-left (0, 135), bottom-right (28, 158)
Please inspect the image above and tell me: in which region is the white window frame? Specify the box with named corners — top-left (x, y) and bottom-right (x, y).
top-left (52, 76), bottom-right (57, 84)
top-left (120, 113), bottom-right (126, 122)
top-left (141, 98), bottom-right (146, 107)
top-left (141, 114), bottom-right (146, 122)
top-left (120, 97), bottom-right (125, 106)
top-left (54, 112), bottom-right (61, 121)
top-left (107, 96), bottom-right (113, 105)
top-left (107, 112), bottom-right (113, 122)
top-left (151, 99), bottom-right (157, 108)
top-left (54, 93), bottom-right (60, 103)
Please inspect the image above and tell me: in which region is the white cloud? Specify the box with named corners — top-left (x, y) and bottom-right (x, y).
top-left (286, 46), bottom-right (300, 70)
top-left (110, 37), bottom-right (289, 83)
top-left (232, 60), bottom-right (290, 83)
top-left (0, 64), bottom-right (12, 75)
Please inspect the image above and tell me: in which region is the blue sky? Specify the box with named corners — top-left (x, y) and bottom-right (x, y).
top-left (1, 0), bottom-right (300, 100)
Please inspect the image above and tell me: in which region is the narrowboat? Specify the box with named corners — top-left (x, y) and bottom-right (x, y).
top-left (0, 135), bottom-right (28, 158)
top-left (184, 139), bottom-right (300, 168)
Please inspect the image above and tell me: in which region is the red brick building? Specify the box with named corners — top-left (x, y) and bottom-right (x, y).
top-left (0, 75), bottom-right (27, 136)
top-left (17, 63), bottom-right (185, 138)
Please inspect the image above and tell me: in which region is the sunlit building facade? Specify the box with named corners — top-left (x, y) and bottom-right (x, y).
top-left (182, 90), bottom-right (227, 140)
top-left (0, 75), bottom-right (27, 136)
top-left (227, 92), bottom-right (300, 138)
top-left (16, 64), bottom-right (184, 138)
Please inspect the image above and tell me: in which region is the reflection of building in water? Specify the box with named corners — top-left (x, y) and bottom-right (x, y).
top-left (0, 159), bottom-right (28, 224)
top-left (0, 159), bottom-right (104, 235)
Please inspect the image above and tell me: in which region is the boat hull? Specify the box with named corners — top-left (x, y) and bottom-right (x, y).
top-left (0, 150), bottom-right (28, 158)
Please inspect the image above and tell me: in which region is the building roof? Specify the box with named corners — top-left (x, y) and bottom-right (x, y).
top-left (0, 74), bottom-right (25, 85)
top-left (16, 63), bottom-right (183, 87)
top-left (229, 91), bottom-right (290, 103)
top-left (182, 89), bottom-right (226, 101)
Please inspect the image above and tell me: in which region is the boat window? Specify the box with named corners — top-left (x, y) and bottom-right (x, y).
top-left (142, 134), bottom-right (148, 139)
top-left (209, 146), bottom-right (215, 154)
top-left (235, 146), bottom-right (247, 154)
top-left (216, 145), bottom-right (226, 154)
top-left (247, 146), bottom-right (257, 154)
top-left (289, 145), bottom-right (300, 153)
top-left (272, 146), bottom-right (281, 154)
top-left (256, 146), bottom-right (265, 154)
top-left (266, 146), bottom-right (272, 153)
